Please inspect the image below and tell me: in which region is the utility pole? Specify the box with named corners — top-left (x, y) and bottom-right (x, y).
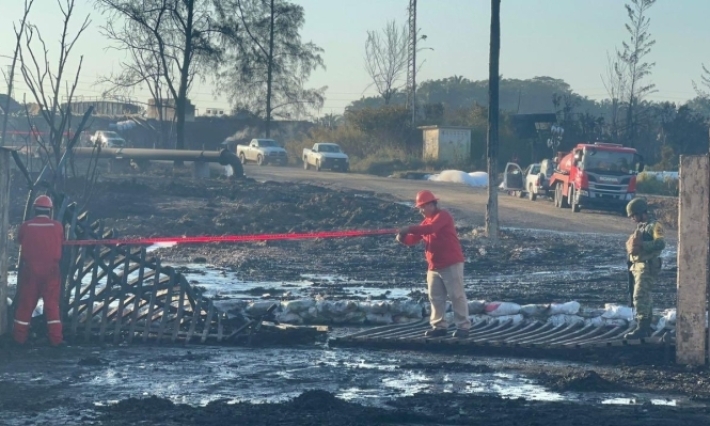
top-left (406, 0), bottom-right (417, 126)
top-left (486, 0), bottom-right (501, 241)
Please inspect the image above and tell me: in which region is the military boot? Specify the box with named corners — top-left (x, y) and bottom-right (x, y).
top-left (624, 318), bottom-right (652, 340)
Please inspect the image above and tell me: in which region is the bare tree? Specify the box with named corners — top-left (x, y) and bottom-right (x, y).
top-left (601, 51), bottom-right (628, 141)
top-left (1, 0), bottom-right (34, 148)
top-left (364, 20), bottom-right (408, 105)
top-left (96, 0), bottom-right (224, 153)
top-left (99, 22), bottom-right (176, 148)
top-left (616, 0), bottom-right (657, 147)
top-left (486, 0), bottom-right (501, 241)
top-left (216, 0), bottom-right (326, 138)
top-left (692, 63), bottom-right (710, 98)
top-left (18, 0), bottom-right (91, 174)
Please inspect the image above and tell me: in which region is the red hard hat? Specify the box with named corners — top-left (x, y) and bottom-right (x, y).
top-left (415, 190), bottom-right (438, 207)
top-left (33, 195), bottom-right (53, 209)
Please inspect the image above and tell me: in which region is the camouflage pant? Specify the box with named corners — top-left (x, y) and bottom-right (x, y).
top-left (630, 258), bottom-right (660, 320)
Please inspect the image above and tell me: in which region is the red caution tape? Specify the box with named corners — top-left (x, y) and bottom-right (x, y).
top-left (63, 228), bottom-right (399, 247)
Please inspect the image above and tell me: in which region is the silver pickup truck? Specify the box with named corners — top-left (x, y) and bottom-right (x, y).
top-left (237, 138), bottom-right (288, 166)
top-left (302, 142), bottom-right (349, 172)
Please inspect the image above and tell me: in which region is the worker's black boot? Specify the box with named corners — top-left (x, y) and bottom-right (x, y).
top-left (424, 328), bottom-right (448, 338)
top-left (624, 317), bottom-right (652, 340)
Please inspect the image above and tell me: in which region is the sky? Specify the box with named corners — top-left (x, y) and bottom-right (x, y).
top-left (1, 0), bottom-right (708, 116)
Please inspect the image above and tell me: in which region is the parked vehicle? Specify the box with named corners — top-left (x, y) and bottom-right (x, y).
top-left (501, 162), bottom-right (525, 197)
top-left (236, 138), bottom-right (288, 166)
top-left (302, 143), bottom-right (349, 172)
top-left (90, 130), bottom-right (126, 148)
top-left (547, 142), bottom-right (644, 213)
top-left (521, 159), bottom-right (555, 201)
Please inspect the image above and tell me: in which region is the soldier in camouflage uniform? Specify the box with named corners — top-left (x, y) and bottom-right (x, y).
top-left (624, 197), bottom-right (665, 339)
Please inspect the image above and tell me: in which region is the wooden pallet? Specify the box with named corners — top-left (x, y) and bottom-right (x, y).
top-left (48, 195), bottom-right (324, 345)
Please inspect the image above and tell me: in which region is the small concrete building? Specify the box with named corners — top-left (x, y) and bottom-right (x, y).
top-left (147, 98), bottom-right (195, 122)
top-left (419, 125), bottom-right (472, 163)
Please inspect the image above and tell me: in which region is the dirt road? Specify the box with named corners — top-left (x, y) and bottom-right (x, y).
top-left (243, 165), bottom-right (644, 235)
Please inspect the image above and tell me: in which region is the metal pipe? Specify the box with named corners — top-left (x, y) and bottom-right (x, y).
top-left (71, 147), bottom-right (244, 177)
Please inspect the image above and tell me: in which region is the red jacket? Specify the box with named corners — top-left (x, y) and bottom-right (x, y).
top-left (19, 215), bottom-right (64, 274)
top-left (402, 209), bottom-right (464, 270)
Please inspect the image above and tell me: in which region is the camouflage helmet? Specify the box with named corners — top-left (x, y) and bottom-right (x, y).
top-left (626, 197), bottom-right (648, 217)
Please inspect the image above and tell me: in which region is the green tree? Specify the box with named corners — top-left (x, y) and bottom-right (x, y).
top-left (616, 0), bottom-right (657, 148)
top-left (216, 0), bottom-right (326, 137)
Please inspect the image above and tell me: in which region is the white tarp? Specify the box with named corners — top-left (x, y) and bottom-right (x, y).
top-left (427, 170), bottom-right (488, 188)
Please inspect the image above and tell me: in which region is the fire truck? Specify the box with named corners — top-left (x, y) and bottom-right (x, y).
top-left (547, 142), bottom-right (645, 213)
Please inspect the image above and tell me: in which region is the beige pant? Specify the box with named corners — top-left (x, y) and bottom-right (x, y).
top-left (427, 262), bottom-right (470, 330)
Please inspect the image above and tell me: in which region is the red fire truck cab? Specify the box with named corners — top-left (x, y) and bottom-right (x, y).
top-left (547, 142), bottom-right (645, 214)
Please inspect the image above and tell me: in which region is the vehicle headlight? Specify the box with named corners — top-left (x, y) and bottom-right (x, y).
top-left (579, 190), bottom-right (589, 196)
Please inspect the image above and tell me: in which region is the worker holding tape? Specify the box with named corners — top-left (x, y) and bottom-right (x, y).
top-left (13, 195), bottom-right (65, 347)
top-left (397, 190), bottom-right (470, 338)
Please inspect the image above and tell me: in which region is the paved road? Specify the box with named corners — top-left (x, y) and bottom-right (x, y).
top-left (243, 165), bottom-right (637, 235)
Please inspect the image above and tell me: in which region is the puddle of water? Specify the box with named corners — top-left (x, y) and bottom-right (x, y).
top-left (601, 396), bottom-right (704, 408)
top-left (58, 346), bottom-right (695, 411)
top-left (172, 266), bottom-right (411, 301)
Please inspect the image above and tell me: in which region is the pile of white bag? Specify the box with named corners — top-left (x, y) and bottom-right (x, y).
top-left (225, 299), bottom-right (424, 325)
top-left (222, 298), bottom-right (680, 328)
top-left (427, 170), bottom-right (488, 188)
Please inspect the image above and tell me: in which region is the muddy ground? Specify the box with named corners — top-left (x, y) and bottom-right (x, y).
top-left (3, 170), bottom-right (702, 426)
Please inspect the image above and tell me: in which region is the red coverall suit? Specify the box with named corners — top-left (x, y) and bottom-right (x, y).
top-left (13, 215), bottom-right (65, 345)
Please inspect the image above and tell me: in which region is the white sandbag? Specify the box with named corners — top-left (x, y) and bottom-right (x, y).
top-left (393, 315), bottom-right (418, 324)
top-left (276, 312), bottom-right (303, 325)
top-left (282, 299), bottom-right (315, 313)
top-left (468, 300), bottom-right (486, 314)
top-left (493, 314), bottom-right (525, 325)
top-left (520, 304), bottom-right (548, 317)
top-left (299, 306), bottom-right (319, 321)
top-left (548, 314), bottom-right (584, 327)
top-left (316, 300), bottom-right (357, 317)
top-left (246, 301), bottom-right (279, 316)
top-left (484, 302), bottom-right (521, 316)
top-left (601, 304), bottom-right (634, 320)
top-left (366, 313), bottom-right (393, 325)
top-left (360, 301), bottom-right (390, 315)
top-left (661, 309), bottom-right (676, 324)
top-left (389, 300), bottom-right (423, 318)
top-left (549, 301), bottom-right (580, 316)
top-left (331, 310), bottom-right (366, 324)
top-left (32, 299), bottom-right (44, 317)
top-left (469, 314), bottom-right (491, 324)
top-left (585, 316), bottom-right (628, 328)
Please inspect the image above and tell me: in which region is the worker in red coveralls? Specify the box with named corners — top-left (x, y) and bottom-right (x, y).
top-left (396, 190), bottom-right (470, 338)
top-left (13, 195), bottom-right (65, 347)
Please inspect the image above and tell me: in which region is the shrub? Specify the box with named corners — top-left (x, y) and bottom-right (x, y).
top-left (636, 172), bottom-right (678, 196)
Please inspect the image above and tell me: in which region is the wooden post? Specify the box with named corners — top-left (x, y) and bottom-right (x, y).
top-left (676, 155), bottom-right (709, 365)
top-left (0, 148), bottom-right (12, 335)
top-left (485, 0), bottom-right (501, 241)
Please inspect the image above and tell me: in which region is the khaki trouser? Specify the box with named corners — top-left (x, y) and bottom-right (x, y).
top-left (427, 262), bottom-right (470, 330)
top-left (630, 258), bottom-right (660, 321)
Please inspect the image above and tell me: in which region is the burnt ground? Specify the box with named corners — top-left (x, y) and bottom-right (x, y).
top-left (3, 170), bottom-right (702, 426)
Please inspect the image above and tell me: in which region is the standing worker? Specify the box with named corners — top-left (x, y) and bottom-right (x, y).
top-left (13, 195), bottom-right (65, 347)
top-left (624, 197), bottom-right (665, 339)
top-left (397, 190), bottom-right (470, 338)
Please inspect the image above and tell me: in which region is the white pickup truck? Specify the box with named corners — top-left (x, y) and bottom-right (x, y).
top-left (237, 138), bottom-right (288, 166)
top-left (302, 143), bottom-right (349, 172)
top-left (90, 130), bottom-right (126, 148)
